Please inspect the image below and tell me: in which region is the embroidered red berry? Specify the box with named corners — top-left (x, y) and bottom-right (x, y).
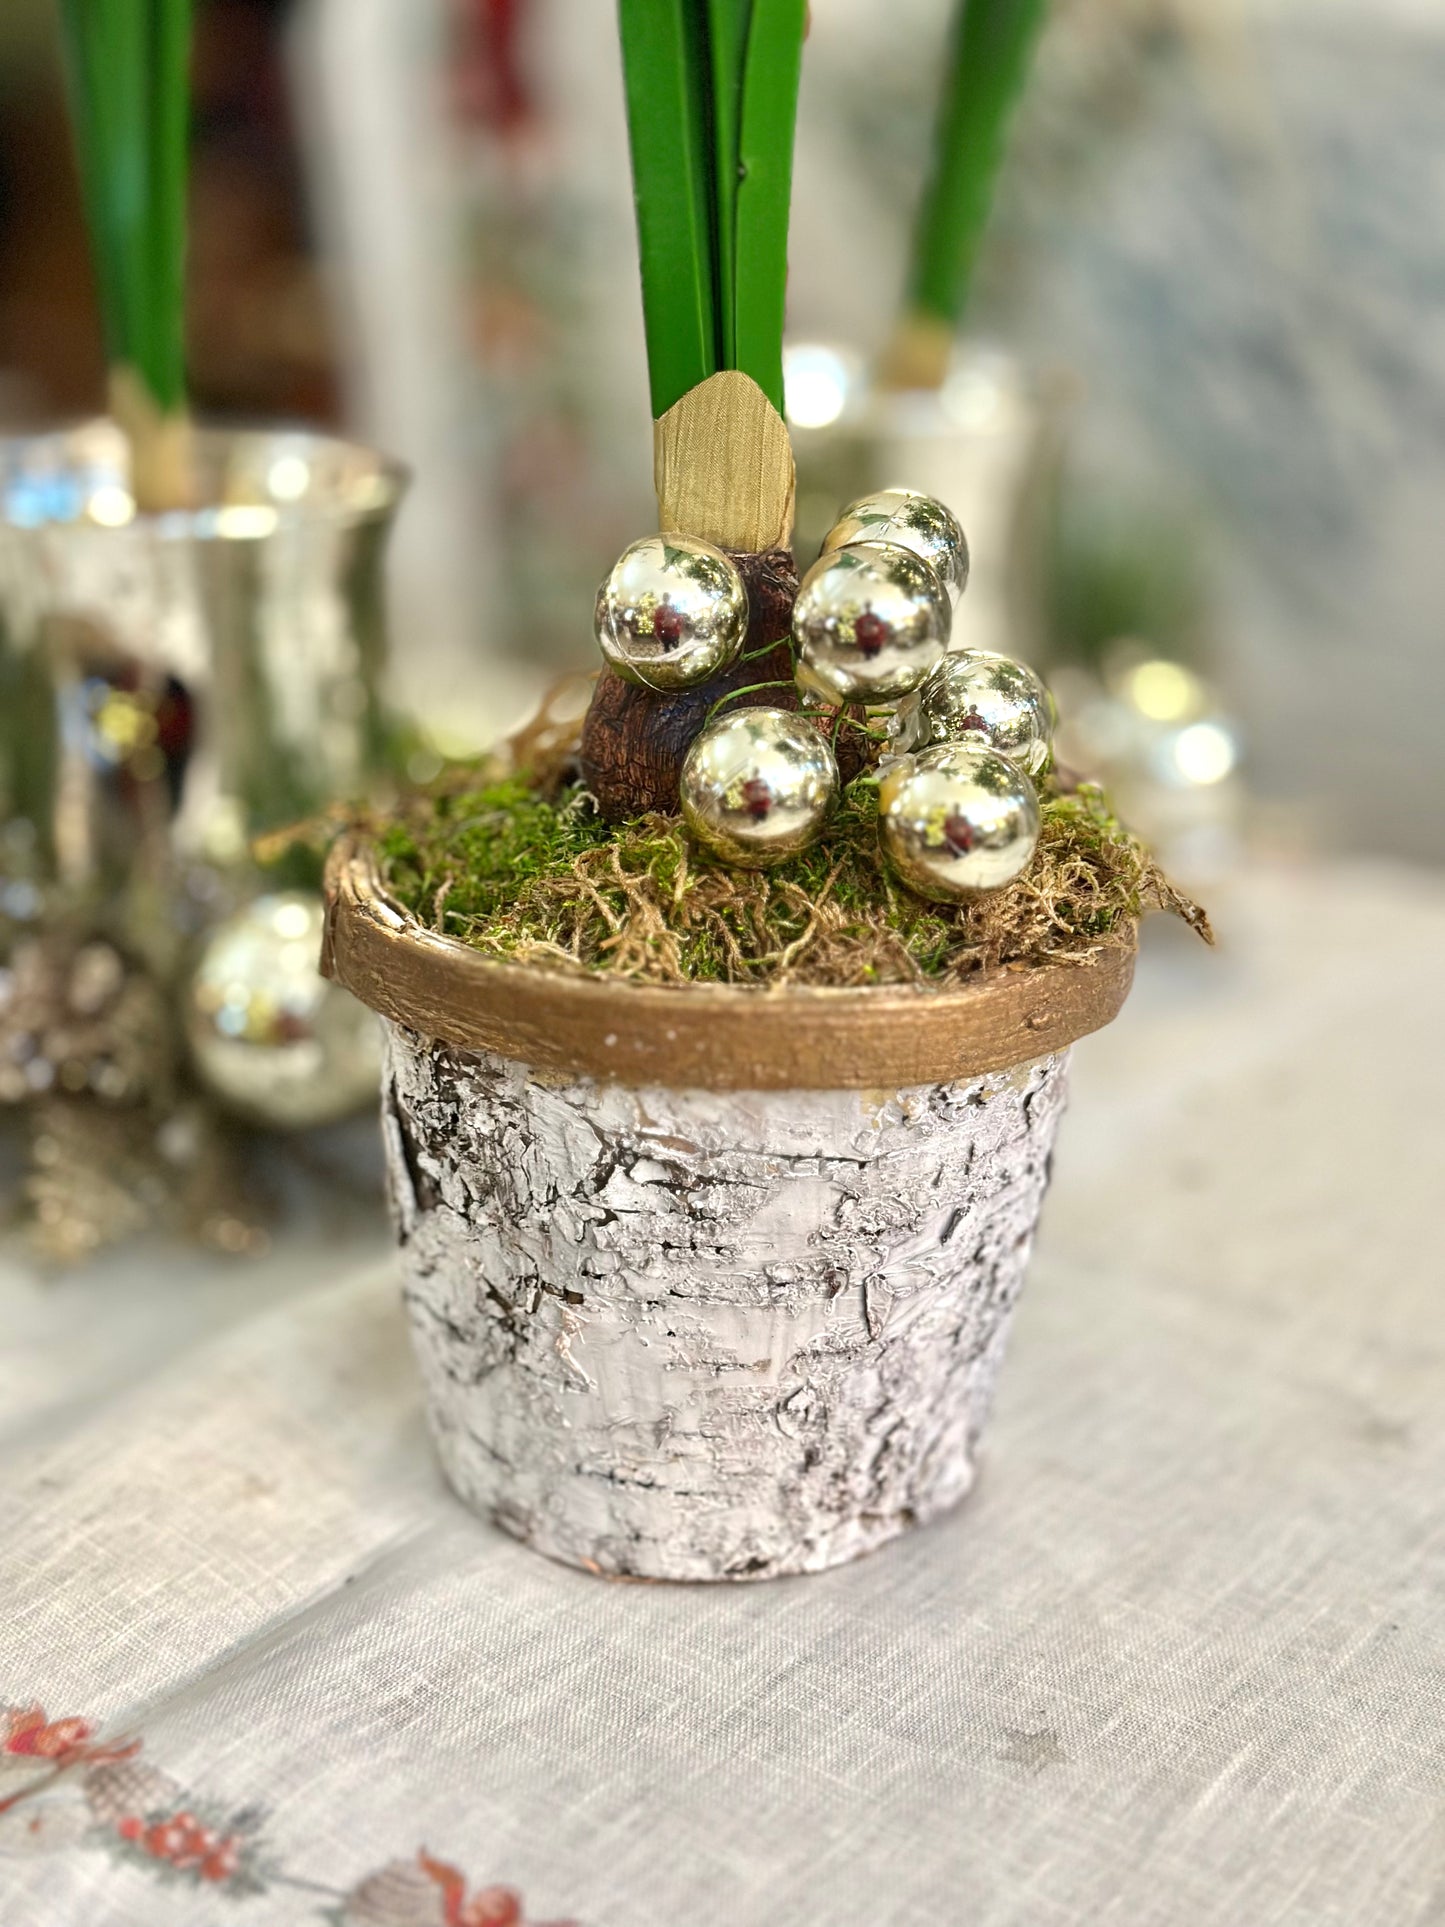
top-left (853, 609), bottom-right (888, 658)
top-left (117, 1816), bottom-right (145, 1842)
top-left (202, 1840), bottom-right (241, 1882)
top-left (651, 601), bottom-right (685, 649)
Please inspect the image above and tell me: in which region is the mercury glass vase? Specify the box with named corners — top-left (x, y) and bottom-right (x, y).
top-left (0, 419), bottom-right (407, 909)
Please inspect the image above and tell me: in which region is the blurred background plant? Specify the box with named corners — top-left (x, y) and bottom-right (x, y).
top-left (54, 0), bottom-right (193, 506)
top-left (879, 0), bottom-right (1049, 391)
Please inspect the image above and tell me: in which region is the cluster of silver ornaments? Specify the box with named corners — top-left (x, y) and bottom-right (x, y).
top-left (595, 532), bottom-right (748, 691)
top-left (600, 489), bottom-right (1055, 906)
top-left (680, 707), bottom-right (838, 868)
top-left (793, 487), bottom-right (1053, 903)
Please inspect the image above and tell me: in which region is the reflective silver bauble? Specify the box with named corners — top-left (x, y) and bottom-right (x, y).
top-left (893, 649), bottom-right (1053, 774)
top-left (792, 541), bottom-right (950, 703)
top-left (680, 707), bottom-right (838, 868)
top-left (878, 745), bottom-right (1041, 902)
top-left (185, 892), bottom-right (381, 1128)
top-left (822, 488), bottom-right (969, 603)
top-left (594, 532), bottom-right (748, 690)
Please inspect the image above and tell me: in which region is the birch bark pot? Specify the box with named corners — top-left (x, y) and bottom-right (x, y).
top-left (323, 842), bottom-right (1135, 1581)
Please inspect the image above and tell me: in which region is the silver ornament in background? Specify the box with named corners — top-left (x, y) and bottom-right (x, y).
top-left (893, 649), bottom-right (1054, 773)
top-left (594, 532), bottom-right (748, 690)
top-left (822, 488), bottom-right (969, 603)
top-left (185, 892), bottom-right (381, 1129)
top-left (792, 541), bottom-right (950, 704)
top-left (878, 745), bottom-right (1041, 902)
top-left (680, 707), bottom-right (839, 868)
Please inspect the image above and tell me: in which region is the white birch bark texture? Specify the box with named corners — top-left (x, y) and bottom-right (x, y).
top-left (381, 1021), bottom-right (1071, 1581)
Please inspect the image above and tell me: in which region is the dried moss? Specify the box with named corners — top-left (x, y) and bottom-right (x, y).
top-left (374, 759), bottom-right (1210, 990)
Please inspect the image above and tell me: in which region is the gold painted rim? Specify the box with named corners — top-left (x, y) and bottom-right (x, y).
top-left (322, 839), bottom-right (1136, 1093)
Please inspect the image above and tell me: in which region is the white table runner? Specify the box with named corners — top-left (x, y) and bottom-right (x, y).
top-left (2, 861), bottom-right (1442, 1926)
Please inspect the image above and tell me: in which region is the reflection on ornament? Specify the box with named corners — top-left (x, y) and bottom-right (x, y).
top-left (680, 707), bottom-right (838, 868)
top-left (822, 488), bottom-right (969, 603)
top-left (893, 649), bottom-right (1053, 773)
top-left (792, 541), bottom-right (949, 703)
top-left (595, 533), bottom-right (748, 690)
top-left (186, 892), bottom-right (381, 1129)
top-left (68, 649), bottom-right (196, 813)
top-left (878, 745), bottom-right (1040, 901)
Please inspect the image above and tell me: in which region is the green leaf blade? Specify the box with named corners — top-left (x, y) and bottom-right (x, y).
top-left (618, 0), bottom-right (719, 417)
top-left (146, 0), bottom-right (194, 413)
top-left (706, 0), bottom-right (752, 373)
top-left (734, 0), bottom-right (806, 415)
top-left (908, 0), bottom-right (1049, 329)
top-left (57, 0), bottom-right (193, 417)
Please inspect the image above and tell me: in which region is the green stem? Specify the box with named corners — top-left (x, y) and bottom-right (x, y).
top-left (618, 2), bottom-right (805, 420)
top-left (704, 677), bottom-right (795, 724)
top-left (828, 708), bottom-right (889, 743)
top-left (618, 0), bottom-right (717, 416)
top-left (738, 636), bottom-right (792, 665)
top-left (733, 0), bottom-right (806, 413)
top-left (57, 0), bottom-right (193, 416)
top-left (147, 0), bottom-right (192, 412)
top-left (706, 0), bottom-right (751, 372)
top-left (906, 0), bottom-right (1048, 329)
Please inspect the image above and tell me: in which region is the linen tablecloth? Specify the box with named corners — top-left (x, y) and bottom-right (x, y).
top-left (2, 860), bottom-right (1442, 1926)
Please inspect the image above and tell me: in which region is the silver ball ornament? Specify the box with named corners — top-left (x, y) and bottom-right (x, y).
top-left (792, 541), bottom-right (950, 703)
top-left (595, 532), bottom-right (747, 690)
top-left (878, 745), bottom-right (1041, 902)
top-left (893, 649), bottom-right (1053, 774)
top-left (185, 892), bottom-right (381, 1128)
top-left (680, 707), bottom-right (838, 869)
top-left (823, 488), bottom-right (969, 603)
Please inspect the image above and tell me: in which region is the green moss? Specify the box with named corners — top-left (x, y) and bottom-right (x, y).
top-left (374, 768), bottom-right (1208, 989)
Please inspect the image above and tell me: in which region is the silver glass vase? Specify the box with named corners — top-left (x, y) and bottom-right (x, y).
top-left (0, 419), bottom-right (407, 907)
